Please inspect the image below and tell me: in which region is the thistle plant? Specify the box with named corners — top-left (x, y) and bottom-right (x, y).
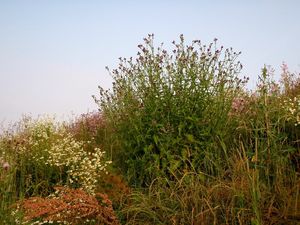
top-left (94, 34), bottom-right (247, 185)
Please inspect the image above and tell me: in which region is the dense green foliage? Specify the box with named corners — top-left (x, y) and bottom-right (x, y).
top-left (94, 34), bottom-right (248, 185)
top-left (94, 35), bottom-right (300, 224)
top-left (0, 35), bottom-right (299, 224)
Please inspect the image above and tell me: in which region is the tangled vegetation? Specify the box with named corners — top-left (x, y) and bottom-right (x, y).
top-left (0, 35), bottom-right (299, 224)
top-left (95, 34), bottom-right (300, 224)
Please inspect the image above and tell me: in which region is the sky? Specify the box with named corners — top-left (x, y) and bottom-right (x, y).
top-left (0, 0), bottom-right (300, 126)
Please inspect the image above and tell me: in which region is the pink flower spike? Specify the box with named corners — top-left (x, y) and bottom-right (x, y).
top-left (281, 62), bottom-right (289, 74)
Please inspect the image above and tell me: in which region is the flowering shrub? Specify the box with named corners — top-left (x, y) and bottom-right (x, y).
top-left (68, 111), bottom-right (105, 138)
top-left (282, 96), bottom-right (300, 126)
top-left (0, 116), bottom-right (63, 201)
top-left (0, 116), bottom-right (111, 197)
top-left (0, 116), bottom-right (114, 224)
top-left (94, 34), bottom-right (247, 185)
top-left (15, 118), bottom-right (113, 195)
top-left (66, 111), bottom-right (114, 160)
top-left (280, 62), bottom-right (300, 97)
top-left (3, 116), bottom-right (58, 161)
top-left (45, 132), bottom-right (111, 194)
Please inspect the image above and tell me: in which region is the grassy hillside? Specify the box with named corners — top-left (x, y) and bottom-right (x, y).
top-left (0, 35), bottom-right (299, 224)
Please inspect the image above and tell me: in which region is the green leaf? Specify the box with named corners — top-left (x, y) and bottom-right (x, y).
top-left (153, 135), bottom-right (159, 145)
top-left (185, 134), bottom-right (195, 142)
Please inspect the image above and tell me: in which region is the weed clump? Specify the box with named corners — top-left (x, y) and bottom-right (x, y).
top-left (0, 116), bottom-right (113, 222)
top-left (0, 34), bottom-right (299, 224)
top-left (94, 34), bottom-right (247, 186)
top-left (94, 35), bottom-right (300, 224)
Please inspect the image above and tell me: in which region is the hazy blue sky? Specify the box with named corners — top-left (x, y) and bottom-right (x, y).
top-left (0, 0), bottom-right (300, 125)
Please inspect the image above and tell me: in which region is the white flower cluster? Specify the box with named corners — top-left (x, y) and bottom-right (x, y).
top-left (12, 117), bottom-right (111, 195)
top-left (28, 118), bottom-right (54, 141)
top-left (46, 134), bottom-right (111, 194)
top-left (13, 116), bottom-right (57, 156)
top-left (282, 96), bottom-right (300, 126)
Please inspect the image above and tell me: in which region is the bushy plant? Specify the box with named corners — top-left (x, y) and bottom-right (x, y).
top-left (0, 116), bottom-right (62, 196)
top-left (95, 34), bottom-right (299, 224)
top-left (16, 186), bottom-right (119, 225)
top-left (0, 116), bottom-right (112, 222)
top-left (44, 132), bottom-right (111, 194)
top-left (94, 34), bottom-right (247, 185)
top-left (0, 34), bottom-right (299, 224)
top-left (67, 112), bottom-right (111, 153)
top-left (223, 65), bottom-right (300, 224)
top-left (230, 66), bottom-right (299, 185)
top-left (120, 64), bottom-right (300, 225)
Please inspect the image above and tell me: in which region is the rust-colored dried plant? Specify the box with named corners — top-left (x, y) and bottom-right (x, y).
top-left (20, 186), bottom-right (119, 225)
